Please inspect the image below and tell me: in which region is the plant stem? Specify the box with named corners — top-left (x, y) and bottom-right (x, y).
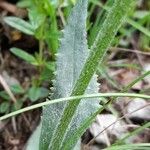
top-left (1, 92), bottom-right (149, 121)
top-left (39, 40), bottom-right (44, 63)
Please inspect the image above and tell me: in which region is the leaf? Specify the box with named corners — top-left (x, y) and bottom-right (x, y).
top-left (0, 91), bottom-right (10, 100)
top-left (0, 84), bottom-right (24, 102)
top-left (88, 0), bottom-right (113, 47)
top-left (28, 87), bottom-right (49, 102)
top-left (73, 139), bottom-right (81, 150)
top-left (62, 109), bottom-right (101, 149)
top-left (4, 17), bottom-right (35, 35)
top-left (46, 0), bottom-right (135, 150)
top-left (105, 143), bottom-right (150, 150)
top-left (17, 0), bottom-right (33, 8)
top-left (133, 10), bottom-right (150, 19)
top-left (44, 1), bottom-right (59, 54)
top-left (0, 102), bottom-right (10, 113)
top-left (40, 62), bottom-right (55, 81)
top-left (40, 0), bottom-right (100, 149)
top-left (10, 48), bottom-right (38, 65)
top-left (45, 61), bottom-right (55, 71)
top-left (28, 8), bottom-right (45, 29)
top-left (11, 84), bottom-right (25, 94)
top-left (40, 0), bottom-right (135, 149)
top-left (127, 18), bottom-right (150, 38)
top-left (25, 0), bottom-right (135, 149)
top-left (26, 123), bottom-right (41, 150)
top-left (11, 100), bottom-right (23, 111)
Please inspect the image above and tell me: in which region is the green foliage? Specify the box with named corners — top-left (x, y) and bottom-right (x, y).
top-left (11, 100), bottom-right (23, 112)
top-left (28, 87), bottom-right (49, 102)
top-left (0, 83), bottom-right (49, 114)
top-left (3, 1), bottom-right (60, 105)
top-left (0, 102), bottom-right (10, 113)
top-left (10, 48), bottom-right (38, 65)
top-left (127, 18), bottom-right (150, 38)
top-left (4, 17), bottom-right (35, 35)
top-left (10, 47), bottom-right (53, 97)
top-left (89, 0), bottom-right (150, 50)
top-left (0, 84), bottom-right (24, 114)
top-left (10, 84), bottom-right (25, 94)
top-left (40, 0), bottom-right (99, 149)
top-left (0, 84), bottom-right (24, 101)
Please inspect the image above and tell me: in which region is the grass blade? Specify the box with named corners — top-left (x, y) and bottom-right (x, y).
top-left (105, 143), bottom-right (150, 150)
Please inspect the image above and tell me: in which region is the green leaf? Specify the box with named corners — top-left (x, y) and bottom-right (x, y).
top-left (133, 11), bottom-right (150, 19)
top-left (44, 1), bottom-right (59, 54)
top-left (40, 0), bottom-right (100, 149)
top-left (39, 0), bottom-right (135, 149)
top-left (26, 123), bottom-right (80, 150)
top-left (17, 0), bottom-right (33, 8)
top-left (28, 87), bottom-right (49, 102)
top-left (0, 85), bottom-right (24, 100)
top-left (11, 84), bottom-right (25, 94)
top-left (10, 48), bottom-right (38, 65)
top-left (4, 17), bottom-right (35, 35)
top-left (88, 0), bottom-right (113, 47)
top-left (127, 18), bottom-right (150, 38)
top-left (46, 0), bottom-right (135, 150)
top-left (28, 8), bottom-right (45, 29)
top-left (0, 102), bottom-right (10, 113)
top-left (45, 61), bottom-right (55, 71)
top-left (48, 0), bottom-right (59, 7)
top-left (105, 143), bottom-right (150, 150)
top-left (11, 100), bottom-right (23, 111)
top-left (40, 62), bottom-right (55, 81)
top-left (62, 109), bottom-right (101, 149)
top-left (24, 0), bottom-right (135, 149)
top-left (0, 91), bottom-right (10, 100)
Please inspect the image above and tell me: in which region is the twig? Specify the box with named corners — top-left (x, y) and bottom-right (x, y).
top-left (58, 7), bottom-right (66, 26)
top-left (0, 1), bottom-right (27, 18)
top-left (11, 117), bottom-right (17, 134)
top-left (0, 74), bottom-right (18, 134)
top-left (0, 74), bottom-right (17, 103)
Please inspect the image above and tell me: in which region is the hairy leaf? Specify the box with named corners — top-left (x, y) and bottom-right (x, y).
top-left (48, 0), bottom-right (135, 150)
top-left (40, 0), bottom-right (100, 149)
top-left (25, 0), bottom-right (135, 149)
